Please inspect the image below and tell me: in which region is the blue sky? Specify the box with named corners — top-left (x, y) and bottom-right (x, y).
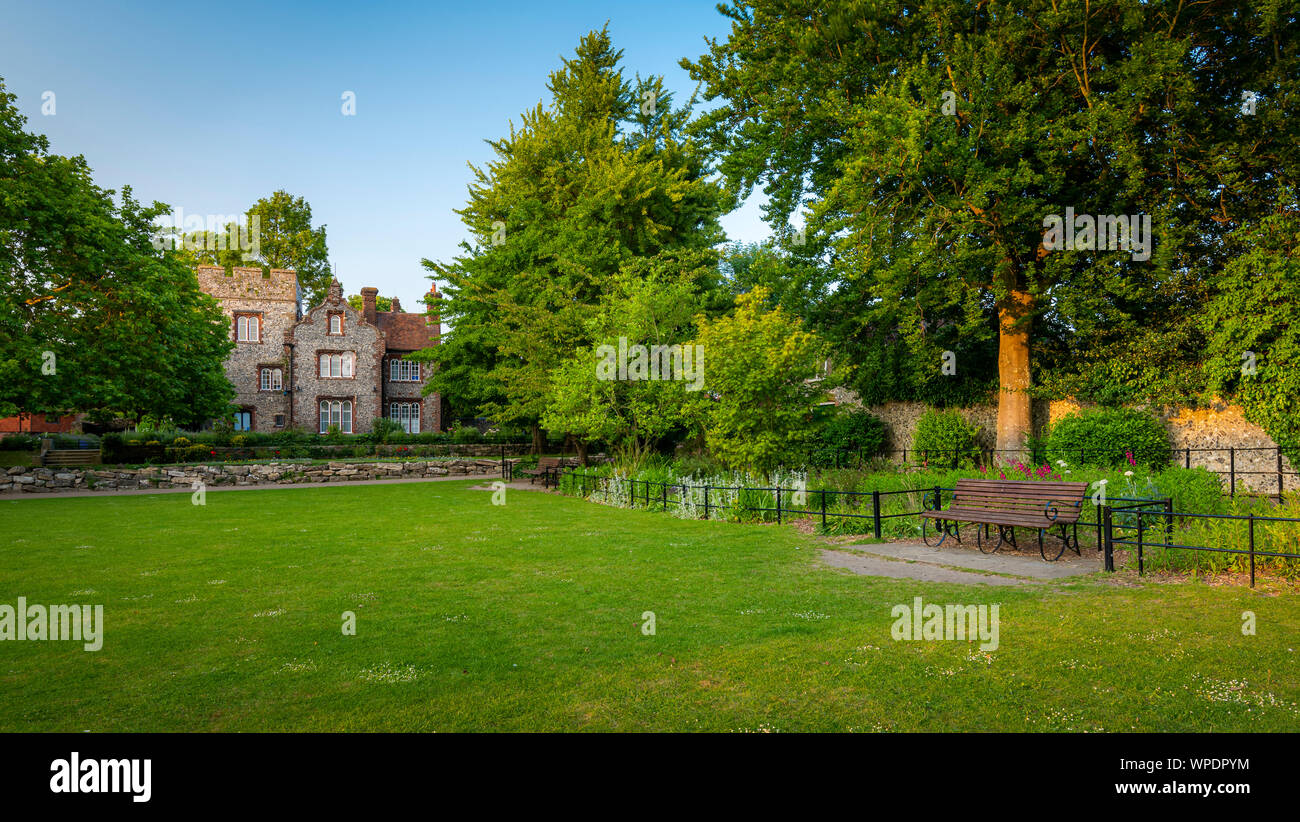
top-left (0, 0), bottom-right (770, 312)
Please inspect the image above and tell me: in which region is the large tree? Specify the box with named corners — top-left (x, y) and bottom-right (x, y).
top-left (423, 26), bottom-right (726, 448)
top-left (0, 80), bottom-right (234, 427)
top-left (685, 0), bottom-right (1298, 453)
top-left (541, 249), bottom-right (721, 464)
top-left (176, 190), bottom-right (334, 306)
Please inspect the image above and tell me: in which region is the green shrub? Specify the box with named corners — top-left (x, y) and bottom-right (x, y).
top-left (810, 410), bottom-right (887, 467)
top-left (370, 418), bottom-right (405, 444)
top-left (0, 434), bottom-right (41, 451)
top-left (1046, 407), bottom-right (1170, 468)
top-left (451, 425), bottom-right (482, 444)
top-left (912, 409), bottom-right (981, 467)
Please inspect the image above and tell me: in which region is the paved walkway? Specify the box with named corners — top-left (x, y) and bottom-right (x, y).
top-left (821, 540), bottom-right (1101, 586)
top-left (0, 473), bottom-right (499, 501)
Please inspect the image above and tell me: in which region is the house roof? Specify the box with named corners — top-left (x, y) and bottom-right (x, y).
top-left (377, 311), bottom-right (436, 352)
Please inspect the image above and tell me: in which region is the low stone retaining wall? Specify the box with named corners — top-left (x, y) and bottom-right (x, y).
top-left (0, 459), bottom-right (503, 494)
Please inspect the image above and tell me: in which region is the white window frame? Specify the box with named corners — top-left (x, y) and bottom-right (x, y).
top-left (389, 359), bottom-right (420, 382)
top-left (319, 353), bottom-right (354, 378)
top-left (319, 400), bottom-right (353, 434)
top-left (329, 314), bottom-right (343, 335)
top-left (259, 368), bottom-right (282, 391)
top-left (236, 314), bottom-right (260, 342)
top-left (389, 402), bottom-right (420, 434)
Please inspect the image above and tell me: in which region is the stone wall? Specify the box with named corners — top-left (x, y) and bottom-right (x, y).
top-left (1, 459), bottom-right (502, 494)
top-left (197, 266), bottom-right (299, 432)
top-left (830, 389), bottom-right (1297, 492)
top-left (291, 285), bottom-right (385, 434)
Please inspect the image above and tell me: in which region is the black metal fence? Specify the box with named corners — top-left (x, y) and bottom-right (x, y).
top-left (819, 445), bottom-right (1298, 499)
top-left (1101, 501), bottom-right (1300, 587)
top-left (556, 469), bottom-right (1300, 587)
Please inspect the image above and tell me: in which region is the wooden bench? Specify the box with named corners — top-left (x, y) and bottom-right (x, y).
top-left (918, 478), bottom-right (1089, 561)
top-left (517, 457), bottom-right (571, 486)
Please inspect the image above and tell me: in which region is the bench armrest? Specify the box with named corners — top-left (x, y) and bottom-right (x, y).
top-left (1044, 500), bottom-right (1059, 522)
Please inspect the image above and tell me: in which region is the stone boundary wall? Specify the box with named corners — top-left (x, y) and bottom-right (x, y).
top-left (0, 459), bottom-right (502, 494)
top-left (829, 390), bottom-right (1297, 493)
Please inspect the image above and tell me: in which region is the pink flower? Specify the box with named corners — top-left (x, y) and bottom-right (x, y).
top-left (1126, 450), bottom-right (1136, 466)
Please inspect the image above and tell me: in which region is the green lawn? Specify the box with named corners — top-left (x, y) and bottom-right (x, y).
top-left (1, 480), bottom-right (1296, 731)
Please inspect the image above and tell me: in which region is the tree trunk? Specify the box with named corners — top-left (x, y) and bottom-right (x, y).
top-left (996, 288), bottom-right (1033, 460)
top-left (530, 423), bottom-right (543, 455)
top-left (575, 438), bottom-right (589, 466)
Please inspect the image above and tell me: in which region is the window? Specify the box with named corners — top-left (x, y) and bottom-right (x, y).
top-left (235, 314), bottom-right (260, 342)
top-left (273, 414), bottom-right (286, 428)
top-left (234, 410), bottom-right (252, 431)
top-left (389, 402), bottom-right (421, 434)
top-left (318, 400), bottom-right (353, 434)
top-left (329, 313), bottom-right (343, 335)
top-left (318, 352), bottom-right (354, 378)
top-left (259, 367), bottom-right (282, 391)
top-left (389, 358), bottom-right (420, 382)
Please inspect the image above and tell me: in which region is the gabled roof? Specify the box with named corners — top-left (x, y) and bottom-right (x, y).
top-left (377, 311), bottom-right (436, 352)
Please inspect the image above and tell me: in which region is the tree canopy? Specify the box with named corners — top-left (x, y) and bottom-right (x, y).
top-left (0, 80), bottom-right (234, 427)
top-left (684, 0), bottom-right (1299, 452)
top-left (422, 26), bottom-right (728, 447)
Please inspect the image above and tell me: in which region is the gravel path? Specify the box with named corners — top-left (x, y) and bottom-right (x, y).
top-left (821, 540), bottom-right (1101, 586)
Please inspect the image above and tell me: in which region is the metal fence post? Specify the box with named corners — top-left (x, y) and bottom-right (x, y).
top-left (1136, 511), bottom-right (1145, 576)
top-left (872, 490), bottom-right (882, 539)
top-left (776, 486), bottom-right (782, 524)
top-left (1103, 505), bottom-right (1114, 572)
top-left (820, 489), bottom-right (827, 529)
top-left (1229, 447), bottom-right (1236, 496)
top-left (704, 484), bottom-right (710, 520)
top-left (1278, 447), bottom-right (1284, 503)
top-left (1248, 513), bottom-right (1256, 588)
top-left (1164, 497), bottom-right (1173, 546)
top-left (1185, 447), bottom-right (1190, 470)
top-left (662, 482), bottom-right (668, 512)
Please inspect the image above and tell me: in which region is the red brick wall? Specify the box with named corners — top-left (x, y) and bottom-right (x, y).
top-left (0, 413), bottom-right (78, 434)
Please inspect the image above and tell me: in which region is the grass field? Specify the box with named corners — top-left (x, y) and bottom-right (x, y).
top-left (1, 480), bottom-right (1297, 731)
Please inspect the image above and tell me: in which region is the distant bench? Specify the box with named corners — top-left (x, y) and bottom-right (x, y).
top-left (918, 478), bottom-right (1089, 561)
top-left (518, 457), bottom-right (579, 486)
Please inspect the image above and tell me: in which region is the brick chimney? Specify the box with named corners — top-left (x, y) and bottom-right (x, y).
top-left (390, 297), bottom-right (403, 313)
top-left (426, 282), bottom-right (440, 343)
top-left (360, 287), bottom-right (378, 325)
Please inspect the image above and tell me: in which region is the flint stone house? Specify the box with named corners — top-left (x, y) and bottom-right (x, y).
top-left (196, 265), bottom-right (441, 434)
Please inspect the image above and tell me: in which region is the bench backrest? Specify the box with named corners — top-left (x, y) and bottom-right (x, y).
top-left (951, 479), bottom-right (1089, 524)
top-left (536, 457), bottom-right (565, 470)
